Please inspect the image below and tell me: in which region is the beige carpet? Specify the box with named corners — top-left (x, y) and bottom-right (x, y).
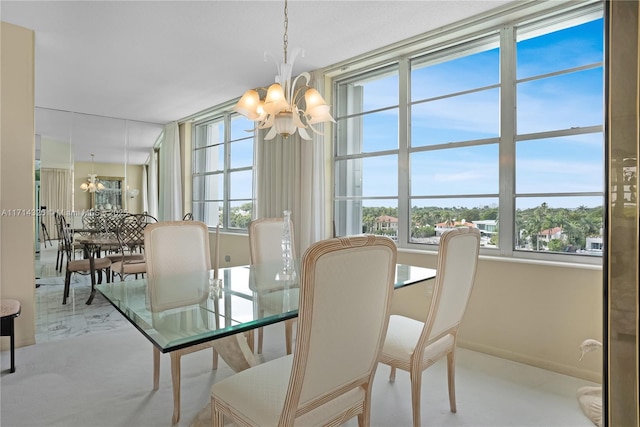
top-left (1, 325), bottom-right (597, 427)
top-left (1, 327), bottom-right (239, 427)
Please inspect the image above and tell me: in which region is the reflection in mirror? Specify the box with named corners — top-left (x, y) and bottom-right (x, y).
top-left (35, 107), bottom-right (163, 280)
top-left (91, 176), bottom-right (124, 210)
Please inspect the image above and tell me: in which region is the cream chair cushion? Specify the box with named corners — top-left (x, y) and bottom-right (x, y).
top-left (211, 235), bottom-right (397, 427)
top-left (384, 315), bottom-right (455, 366)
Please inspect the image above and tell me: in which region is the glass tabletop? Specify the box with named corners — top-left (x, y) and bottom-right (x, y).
top-left (97, 263), bottom-right (436, 353)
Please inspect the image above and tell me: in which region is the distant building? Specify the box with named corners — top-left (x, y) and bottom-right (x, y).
top-left (375, 215), bottom-right (398, 233)
top-left (474, 220), bottom-right (498, 238)
top-left (537, 227), bottom-right (564, 244)
top-left (585, 236), bottom-right (604, 252)
top-left (434, 219), bottom-right (475, 236)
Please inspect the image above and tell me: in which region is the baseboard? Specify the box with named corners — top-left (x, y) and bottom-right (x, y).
top-left (458, 339), bottom-right (602, 384)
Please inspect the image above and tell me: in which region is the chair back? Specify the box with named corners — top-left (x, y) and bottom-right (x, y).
top-left (422, 227), bottom-right (480, 344)
top-left (248, 217), bottom-right (295, 264)
top-left (58, 214), bottom-right (75, 260)
top-left (279, 235), bottom-right (397, 423)
top-left (144, 220), bottom-right (211, 278)
top-left (82, 209), bottom-right (103, 231)
top-left (103, 211), bottom-right (128, 235)
top-left (116, 214), bottom-right (157, 255)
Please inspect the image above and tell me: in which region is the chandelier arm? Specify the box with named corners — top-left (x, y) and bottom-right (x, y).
top-left (289, 72), bottom-right (310, 105)
top-left (291, 85), bottom-right (312, 107)
top-left (307, 123), bottom-right (326, 136)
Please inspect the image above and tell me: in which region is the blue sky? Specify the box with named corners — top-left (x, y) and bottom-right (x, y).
top-left (346, 17), bottom-right (604, 211)
top-left (219, 17), bottom-right (604, 212)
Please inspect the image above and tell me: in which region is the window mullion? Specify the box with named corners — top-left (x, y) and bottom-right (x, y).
top-left (498, 23), bottom-right (517, 256)
top-left (398, 57), bottom-right (410, 248)
top-left (223, 114), bottom-right (232, 228)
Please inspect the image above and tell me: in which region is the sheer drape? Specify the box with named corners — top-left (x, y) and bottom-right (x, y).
top-left (142, 164), bottom-right (149, 214)
top-left (147, 151), bottom-right (159, 219)
top-left (158, 121), bottom-right (182, 221)
top-left (255, 71), bottom-right (326, 254)
top-left (40, 168), bottom-right (72, 239)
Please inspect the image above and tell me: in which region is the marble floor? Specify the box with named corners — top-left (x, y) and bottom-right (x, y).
top-left (34, 243), bottom-right (129, 343)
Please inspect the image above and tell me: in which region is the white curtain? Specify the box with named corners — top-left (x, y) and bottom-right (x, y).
top-left (147, 151), bottom-right (159, 219)
top-left (40, 168), bottom-right (72, 239)
top-left (158, 122), bottom-right (182, 221)
top-left (255, 71), bottom-right (326, 254)
top-left (142, 164), bottom-right (149, 215)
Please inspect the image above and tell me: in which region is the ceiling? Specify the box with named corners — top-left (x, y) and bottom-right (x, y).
top-left (1, 0), bottom-right (513, 165)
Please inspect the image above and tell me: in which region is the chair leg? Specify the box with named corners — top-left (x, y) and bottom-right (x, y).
top-left (7, 317), bottom-right (16, 373)
top-left (153, 346), bottom-right (160, 390)
top-left (170, 352), bottom-right (182, 425)
top-left (85, 269), bottom-right (97, 305)
top-left (410, 368), bottom-right (423, 427)
top-left (57, 249), bottom-right (65, 272)
top-left (257, 327), bottom-right (263, 354)
top-left (389, 366), bottom-right (396, 382)
top-left (285, 319), bottom-right (294, 355)
top-left (447, 350), bottom-right (457, 413)
top-left (245, 330), bottom-right (254, 353)
top-left (212, 347), bottom-right (218, 370)
top-left (63, 271), bottom-right (72, 304)
top-left (212, 399), bottom-right (224, 427)
top-left (358, 387), bottom-right (372, 427)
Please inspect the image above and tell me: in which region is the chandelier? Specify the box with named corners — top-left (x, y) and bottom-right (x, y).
top-left (79, 154), bottom-right (104, 193)
top-left (234, 0), bottom-right (334, 140)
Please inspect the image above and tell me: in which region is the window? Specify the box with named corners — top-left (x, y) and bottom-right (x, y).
top-left (192, 111), bottom-right (254, 230)
top-left (333, 3), bottom-right (604, 263)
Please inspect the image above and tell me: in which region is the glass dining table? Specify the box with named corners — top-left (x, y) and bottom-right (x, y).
top-left (97, 261), bottom-right (436, 424)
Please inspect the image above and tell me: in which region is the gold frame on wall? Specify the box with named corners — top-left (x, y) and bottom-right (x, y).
top-left (90, 176), bottom-right (124, 210)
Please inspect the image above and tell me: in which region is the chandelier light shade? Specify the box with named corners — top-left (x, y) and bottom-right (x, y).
top-left (80, 154), bottom-right (105, 193)
top-left (234, 0), bottom-right (334, 140)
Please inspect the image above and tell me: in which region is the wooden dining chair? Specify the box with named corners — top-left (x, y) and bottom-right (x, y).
top-left (248, 217), bottom-right (296, 355)
top-left (379, 226), bottom-right (480, 427)
top-left (211, 235), bottom-right (397, 426)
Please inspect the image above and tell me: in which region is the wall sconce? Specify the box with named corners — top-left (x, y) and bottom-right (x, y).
top-left (126, 187), bottom-right (139, 199)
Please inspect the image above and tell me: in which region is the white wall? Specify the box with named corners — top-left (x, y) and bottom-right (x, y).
top-left (395, 250), bottom-right (602, 382)
top-left (213, 232), bottom-right (602, 381)
top-left (0, 21), bottom-right (36, 348)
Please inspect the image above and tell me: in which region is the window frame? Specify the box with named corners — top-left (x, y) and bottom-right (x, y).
top-left (331, 1), bottom-right (604, 266)
top-left (191, 106), bottom-right (255, 232)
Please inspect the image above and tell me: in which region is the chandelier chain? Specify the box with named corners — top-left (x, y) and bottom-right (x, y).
top-left (283, 0), bottom-right (288, 64)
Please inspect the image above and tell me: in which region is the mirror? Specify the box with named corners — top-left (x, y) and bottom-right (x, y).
top-left (91, 176), bottom-right (124, 210)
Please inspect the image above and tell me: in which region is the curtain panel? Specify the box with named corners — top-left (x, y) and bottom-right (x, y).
top-left (40, 168), bottom-right (72, 239)
top-left (158, 122), bottom-right (182, 221)
top-left (255, 70), bottom-right (327, 255)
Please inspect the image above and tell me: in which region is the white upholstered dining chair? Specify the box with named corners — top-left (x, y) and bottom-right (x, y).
top-left (211, 235), bottom-right (397, 427)
top-left (379, 226), bottom-right (480, 427)
top-left (144, 220), bottom-right (219, 424)
top-left (248, 217), bottom-right (297, 355)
